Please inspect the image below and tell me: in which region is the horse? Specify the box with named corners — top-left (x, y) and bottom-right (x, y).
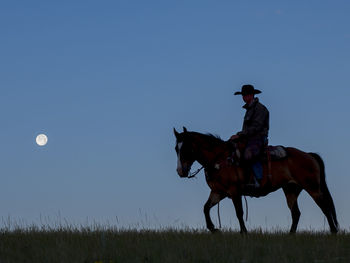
top-left (173, 127), bottom-right (339, 234)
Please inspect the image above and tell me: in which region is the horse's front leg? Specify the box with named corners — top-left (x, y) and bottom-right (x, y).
top-left (232, 195), bottom-right (248, 234)
top-left (204, 191), bottom-right (224, 233)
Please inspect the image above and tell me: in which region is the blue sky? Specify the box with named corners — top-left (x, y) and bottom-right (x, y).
top-left (0, 0), bottom-right (349, 231)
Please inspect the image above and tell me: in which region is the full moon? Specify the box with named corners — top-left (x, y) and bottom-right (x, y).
top-left (36, 134), bottom-right (48, 146)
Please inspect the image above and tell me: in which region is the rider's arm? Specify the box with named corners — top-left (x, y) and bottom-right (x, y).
top-left (238, 105), bottom-right (269, 137)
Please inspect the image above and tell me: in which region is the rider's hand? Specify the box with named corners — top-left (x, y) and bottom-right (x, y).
top-left (230, 134), bottom-right (240, 141)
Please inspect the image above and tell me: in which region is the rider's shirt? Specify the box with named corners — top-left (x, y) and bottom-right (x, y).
top-left (238, 98), bottom-right (269, 140)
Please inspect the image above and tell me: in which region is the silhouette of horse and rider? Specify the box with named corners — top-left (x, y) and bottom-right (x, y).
top-left (174, 84), bottom-right (338, 234)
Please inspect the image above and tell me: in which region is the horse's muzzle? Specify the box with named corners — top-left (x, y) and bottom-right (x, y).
top-left (177, 166), bottom-right (189, 178)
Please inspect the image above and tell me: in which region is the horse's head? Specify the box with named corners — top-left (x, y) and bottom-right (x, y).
top-left (174, 127), bottom-right (196, 178)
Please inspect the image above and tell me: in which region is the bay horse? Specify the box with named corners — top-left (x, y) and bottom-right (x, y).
top-left (174, 127), bottom-right (338, 233)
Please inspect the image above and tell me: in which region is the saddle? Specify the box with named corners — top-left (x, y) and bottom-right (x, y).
top-left (231, 139), bottom-right (288, 163)
top-left (227, 140), bottom-right (288, 195)
top-left (244, 146), bottom-right (287, 196)
top-left (265, 145), bottom-right (288, 161)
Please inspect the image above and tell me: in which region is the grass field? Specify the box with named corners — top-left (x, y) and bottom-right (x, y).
top-left (1, 225), bottom-right (350, 263)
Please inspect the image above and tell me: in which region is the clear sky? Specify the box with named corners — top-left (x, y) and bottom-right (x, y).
top-left (1, 0), bottom-right (349, 231)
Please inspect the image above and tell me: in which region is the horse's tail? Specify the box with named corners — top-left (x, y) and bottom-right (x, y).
top-left (308, 152), bottom-right (339, 228)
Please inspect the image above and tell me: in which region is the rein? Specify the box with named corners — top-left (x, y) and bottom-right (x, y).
top-left (187, 166), bottom-right (204, 178)
top-left (184, 144), bottom-right (248, 227)
top-left (186, 168), bottom-right (248, 229)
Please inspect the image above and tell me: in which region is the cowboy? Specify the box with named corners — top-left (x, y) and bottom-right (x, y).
top-left (230, 84), bottom-right (269, 188)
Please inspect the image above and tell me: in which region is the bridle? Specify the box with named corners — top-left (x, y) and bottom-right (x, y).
top-left (186, 141), bottom-right (233, 179)
top-left (187, 166), bottom-right (204, 178)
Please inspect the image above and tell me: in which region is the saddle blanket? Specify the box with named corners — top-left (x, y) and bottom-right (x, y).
top-left (268, 145), bottom-right (287, 160)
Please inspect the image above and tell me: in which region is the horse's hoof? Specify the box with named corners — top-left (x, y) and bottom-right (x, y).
top-left (331, 229), bottom-right (338, 234)
top-left (210, 228), bottom-right (220, 233)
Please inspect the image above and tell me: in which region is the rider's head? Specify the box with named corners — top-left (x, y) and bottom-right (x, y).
top-left (242, 93), bottom-right (254, 104)
top-left (235, 84), bottom-right (261, 104)
top-left (234, 84), bottom-right (261, 105)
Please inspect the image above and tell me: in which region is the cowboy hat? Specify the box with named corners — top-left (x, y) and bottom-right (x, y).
top-left (234, 84), bottom-right (261, 96)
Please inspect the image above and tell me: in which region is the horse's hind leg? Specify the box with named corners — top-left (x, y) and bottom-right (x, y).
top-left (283, 183), bottom-right (302, 233)
top-left (309, 191), bottom-right (338, 233)
top-left (204, 191), bottom-right (225, 232)
top-left (307, 152), bottom-right (339, 233)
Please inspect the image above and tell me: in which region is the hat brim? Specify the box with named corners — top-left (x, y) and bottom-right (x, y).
top-left (234, 89), bottom-right (261, 96)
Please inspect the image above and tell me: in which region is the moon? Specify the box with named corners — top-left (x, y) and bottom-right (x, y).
top-left (36, 134), bottom-right (48, 146)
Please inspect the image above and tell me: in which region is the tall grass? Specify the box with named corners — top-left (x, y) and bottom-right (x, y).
top-left (0, 223), bottom-right (349, 263)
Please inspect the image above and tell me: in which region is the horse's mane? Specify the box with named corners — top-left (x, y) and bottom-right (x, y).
top-left (189, 132), bottom-right (226, 147)
top-left (206, 133), bottom-right (224, 142)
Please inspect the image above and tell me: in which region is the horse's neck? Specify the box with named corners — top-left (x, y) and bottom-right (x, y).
top-left (194, 139), bottom-right (228, 168)
top-left (195, 149), bottom-right (214, 167)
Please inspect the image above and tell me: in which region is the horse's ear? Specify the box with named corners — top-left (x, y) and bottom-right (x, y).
top-left (183, 127), bottom-right (188, 133)
top-left (173, 128), bottom-right (179, 138)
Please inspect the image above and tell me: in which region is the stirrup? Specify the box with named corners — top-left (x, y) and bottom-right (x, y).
top-left (246, 182), bottom-right (260, 189)
top-left (246, 178), bottom-right (260, 188)
top-left (226, 156), bottom-right (236, 165)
